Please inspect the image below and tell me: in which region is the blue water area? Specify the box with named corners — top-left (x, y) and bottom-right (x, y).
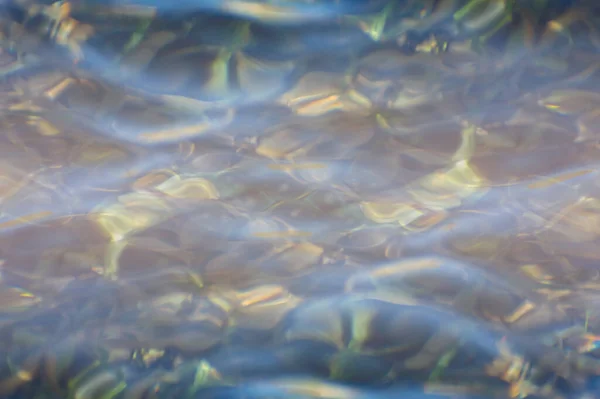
top-left (0, 0), bottom-right (600, 398)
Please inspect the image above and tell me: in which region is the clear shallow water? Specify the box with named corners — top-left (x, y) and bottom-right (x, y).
top-left (1, 0), bottom-right (600, 398)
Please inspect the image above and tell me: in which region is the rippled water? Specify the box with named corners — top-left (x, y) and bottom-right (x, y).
top-left (1, 0), bottom-right (600, 398)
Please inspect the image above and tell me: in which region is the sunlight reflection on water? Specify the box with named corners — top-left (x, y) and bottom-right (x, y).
top-left (1, 0), bottom-right (600, 398)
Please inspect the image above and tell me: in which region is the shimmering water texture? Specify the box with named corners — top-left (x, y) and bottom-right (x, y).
top-left (1, 0), bottom-right (600, 398)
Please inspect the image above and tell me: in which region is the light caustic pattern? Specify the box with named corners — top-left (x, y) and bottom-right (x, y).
top-left (1, 0), bottom-right (600, 398)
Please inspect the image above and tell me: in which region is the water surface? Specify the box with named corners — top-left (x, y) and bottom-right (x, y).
top-left (1, 0), bottom-right (600, 398)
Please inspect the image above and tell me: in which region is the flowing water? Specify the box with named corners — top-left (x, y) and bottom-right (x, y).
top-left (1, 0), bottom-right (600, 398)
